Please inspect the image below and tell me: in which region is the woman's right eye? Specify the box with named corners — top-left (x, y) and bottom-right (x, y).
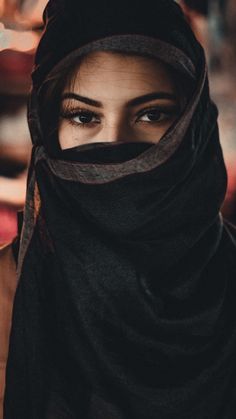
top-left (60, 109), bottom-right (100, 127)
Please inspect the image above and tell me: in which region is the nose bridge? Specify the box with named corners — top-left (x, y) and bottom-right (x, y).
top-left (102, 111), bottom-right (129, 142)
top-left (104, 123), bottom-right (123, 142)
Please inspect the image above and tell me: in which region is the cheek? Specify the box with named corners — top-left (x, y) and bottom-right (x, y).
top-left (135, 128), bottom-right (164, 143)
top-left (136, 118), bottom-right (176, 142)
top-left (58, 120), bottom-right (77, 149)
top-left (58, 120), bottom-right (97, 149)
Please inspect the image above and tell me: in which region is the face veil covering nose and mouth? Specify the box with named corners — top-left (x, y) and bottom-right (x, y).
top-left (3, 1), bottom-right (236, 419)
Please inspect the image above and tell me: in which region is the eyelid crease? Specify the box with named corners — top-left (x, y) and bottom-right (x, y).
top-left (136, 104), bottom-right (179, 116)
top-left (60, 107), bottom-right (102, 118)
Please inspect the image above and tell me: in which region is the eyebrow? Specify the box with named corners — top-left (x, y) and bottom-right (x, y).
top-left (61, 91), bottom-right (177, 108)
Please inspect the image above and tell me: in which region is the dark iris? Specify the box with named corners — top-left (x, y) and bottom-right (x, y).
top-left (78, 112), bottom-right (94, 123)
top-left (146, 110), bottom-right (161, 121)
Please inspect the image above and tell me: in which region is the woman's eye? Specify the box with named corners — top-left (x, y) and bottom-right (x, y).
top-left (73, 111), bottom-right (99, 125)
top-left (60, 109), bottom-right (100, 126)
top-left (137, 108), bottom-right (176, 124)
top-left (71, 111), bottom-right (98, 125)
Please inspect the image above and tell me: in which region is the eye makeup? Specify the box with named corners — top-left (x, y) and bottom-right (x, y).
top-left (59, 104), bottom-right (179, 129)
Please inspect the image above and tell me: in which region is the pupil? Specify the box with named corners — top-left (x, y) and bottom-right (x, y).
top-left (79, 112), bottom-right (93, 123)
top-left (147, 111), bottom-right (160, 121)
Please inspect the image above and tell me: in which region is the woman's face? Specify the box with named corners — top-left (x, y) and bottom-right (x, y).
top-left (58, 51), bottom-right (180, 149)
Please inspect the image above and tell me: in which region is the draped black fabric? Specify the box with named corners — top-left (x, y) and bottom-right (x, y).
top-left (3, 1), bottom-right (236, 419)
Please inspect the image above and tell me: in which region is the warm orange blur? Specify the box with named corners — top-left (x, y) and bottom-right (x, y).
top-left (0, 0), bottom-right (47, 24)
top-left (0, 22), bottom-right (39, 52)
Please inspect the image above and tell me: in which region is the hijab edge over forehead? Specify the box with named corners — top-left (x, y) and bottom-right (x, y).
top-left (37, 33), bottom-right (197, 91)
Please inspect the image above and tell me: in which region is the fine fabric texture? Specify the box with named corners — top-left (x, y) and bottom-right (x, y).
top-left (3, 1), bottom-right (236, 419)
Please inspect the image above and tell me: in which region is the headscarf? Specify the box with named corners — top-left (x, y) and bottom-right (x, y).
top-left (4, 1), bottom-right (236, 418)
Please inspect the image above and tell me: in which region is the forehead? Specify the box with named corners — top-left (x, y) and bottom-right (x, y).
top-left (64, 51), bottom-right (176, 94)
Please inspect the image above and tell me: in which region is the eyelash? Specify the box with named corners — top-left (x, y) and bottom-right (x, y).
top-left (60, 106), bottom-right (178, 128)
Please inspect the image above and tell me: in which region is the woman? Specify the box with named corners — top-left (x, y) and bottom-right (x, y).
top-left (2, 0), bottom-right (236, 418)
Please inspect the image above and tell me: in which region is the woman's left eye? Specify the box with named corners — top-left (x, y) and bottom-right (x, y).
top-left (137, 108), bottom-right (176, 124)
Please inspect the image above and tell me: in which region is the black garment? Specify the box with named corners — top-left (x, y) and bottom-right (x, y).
top-left (183, 0), bottom-right (209, 16)
top-left (3, 1), bottom-right (236, 419)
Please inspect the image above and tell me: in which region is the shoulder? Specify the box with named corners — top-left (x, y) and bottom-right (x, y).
top-left (0, 241), bottom-right (17, 281)
top-left (0, 240), bottom-right (18, 322)
top-left (0, 240), bottom-right (18, 318)
top-left (0, 242), bottom-right (17, 419)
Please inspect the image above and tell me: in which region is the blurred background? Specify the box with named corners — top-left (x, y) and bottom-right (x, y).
top-left (0, 0), bottom-right (235, 245)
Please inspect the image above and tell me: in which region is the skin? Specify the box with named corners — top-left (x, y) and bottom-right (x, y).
top-left (58, 51), bottom-right (181, 149)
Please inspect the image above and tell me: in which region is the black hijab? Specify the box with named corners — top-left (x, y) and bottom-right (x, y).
top-left (4, 1), bottom-right (236, 418)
